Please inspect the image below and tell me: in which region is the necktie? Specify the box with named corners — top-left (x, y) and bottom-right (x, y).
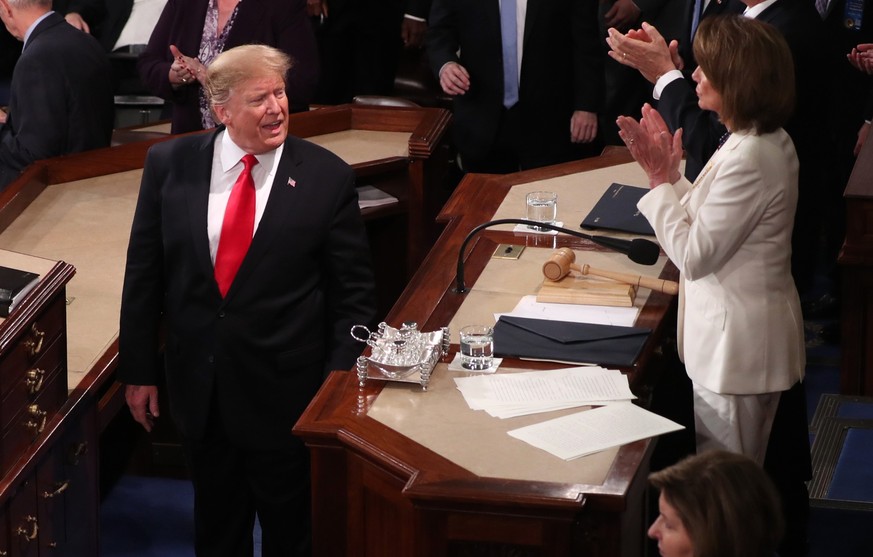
top-left (501, 0), bottom-right (519, 109)
top-left (214, 154), bottom-right (258, 297)
top-left (690, 0), bottom-right (703, 40)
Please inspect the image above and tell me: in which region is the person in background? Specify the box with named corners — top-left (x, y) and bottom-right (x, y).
top-left (426, 0), bottom-right (604, 173)
top-left (138, 0), bottom-right (319, 134)
top-left (0, 0), bottom-right (113, 189)
top-left (119, 44), bottom-right (375, 556)
top-left (307, 0), bottom-right (431, 104)
top-left (648, 450), bottom-right (784, 557)
top-left (617, 15), bottom-right (811, 555)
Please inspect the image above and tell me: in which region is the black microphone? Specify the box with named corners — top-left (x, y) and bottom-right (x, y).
top-left (454, 218), bottom-right (661, 294)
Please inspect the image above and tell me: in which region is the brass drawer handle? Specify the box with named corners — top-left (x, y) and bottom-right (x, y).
top-left (16, 515), bottom-right (38, 541)
top-left (25, 368), bottom-right (45, 395)
top-left (25, 404), bottom-right (47, 435)
top-left (42, 480), bottom-right (70, 499)
top-left (68, 441), bottom-right (88, 466)
top-left (23, 324), bottom-right (45, 357)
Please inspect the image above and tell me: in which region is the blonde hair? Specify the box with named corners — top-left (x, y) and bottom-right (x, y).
top-left (204, 44), bottom-right (293, 109)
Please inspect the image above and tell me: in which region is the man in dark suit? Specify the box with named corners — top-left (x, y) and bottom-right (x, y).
top-left (0, 0), bottom-right (113, 189)
top-left (119, 45), bottom-right (376, 556)
top-left (308, 0), bottom-right (431, 104)
top-left (426, 0), bottom-right (604, 173)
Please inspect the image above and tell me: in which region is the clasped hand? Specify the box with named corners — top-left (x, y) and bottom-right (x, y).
top-left (616, 103), bottom-right (683, 188)
top-left (168, 44), bottom-right (207, 88)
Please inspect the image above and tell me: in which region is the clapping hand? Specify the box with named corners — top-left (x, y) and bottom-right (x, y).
top-left (617, 103), bottom-right (683, 188)
top-left (168, 44), bottom-right (207, 88)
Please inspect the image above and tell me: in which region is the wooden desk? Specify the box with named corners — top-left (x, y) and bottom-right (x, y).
top-left (294, 152), bottom-right (679, 557)
top-left (839, 122), bottom-right (873, 395)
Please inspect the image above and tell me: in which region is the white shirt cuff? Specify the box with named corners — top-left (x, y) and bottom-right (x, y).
top-left (404, 14), bottom-right (426, 22)
top-left (653, 69), bottom-right (683, 100)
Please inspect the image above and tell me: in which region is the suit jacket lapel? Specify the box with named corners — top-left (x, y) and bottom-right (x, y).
top-left (223, 136), bottom-right (304, 299)
top-left (523, 0), bottom-right (542, 51)
top-left (185, 130), bottom-right (221, 290)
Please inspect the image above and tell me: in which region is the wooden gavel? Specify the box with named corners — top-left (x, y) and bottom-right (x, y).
top-left (542, 248), bottom-right (679, 295)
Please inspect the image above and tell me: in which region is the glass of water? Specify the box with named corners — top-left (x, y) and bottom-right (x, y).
top-left (459, 325), bottom-right (494, 370)
top-left (525, 191), bottom-right (557, 231)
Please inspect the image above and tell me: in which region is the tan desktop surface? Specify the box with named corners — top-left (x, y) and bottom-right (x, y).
top-left (0, 170), bottom-right (143, 390)
top-left (305, 129), bottom-right (410, 164)
top-left (369, 161), bottom-right (669, 485)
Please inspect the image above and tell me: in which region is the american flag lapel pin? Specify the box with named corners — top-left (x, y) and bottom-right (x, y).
top-left (287, 177), bottom-right (296, 187)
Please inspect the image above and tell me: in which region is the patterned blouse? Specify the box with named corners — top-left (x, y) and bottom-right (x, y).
top-left (197, 0), bottom-right (241, 129)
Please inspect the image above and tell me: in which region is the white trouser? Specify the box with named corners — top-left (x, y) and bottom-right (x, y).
top-left (691, 382), bottom-right (781, 465)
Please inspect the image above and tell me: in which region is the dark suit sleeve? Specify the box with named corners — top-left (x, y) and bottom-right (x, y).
top-left (571, 0), bottom-right (605, 112)
top-left (658, 76), bottom-right (724, 179)
top-left (118, 146), bottom-right (168, 386)
top-left (425, 0), bottom-right (458, 79)
top-left (138, 0), bottom-right (188, 102)
top-left (0, 53), bottom-right (66, 172)
top-left (405, 0), bottom-right (431, 19)
top-left (321, 167), bottom-right (377, 374)
top-left (64, 0), bottom-right (106, 27)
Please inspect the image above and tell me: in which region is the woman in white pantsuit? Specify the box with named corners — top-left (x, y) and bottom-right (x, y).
top-left (616, 16), bottom-right (805, 465)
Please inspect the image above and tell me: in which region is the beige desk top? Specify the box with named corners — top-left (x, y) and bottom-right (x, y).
top-left (368, 160), bottom-right (669, 485)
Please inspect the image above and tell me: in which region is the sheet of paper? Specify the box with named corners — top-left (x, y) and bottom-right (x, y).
top-left (357, 185), bottom-right (398, 209)
top-left (507, 402), bottom-right (684, 460)
top-left (454, 366), bottom-right (635, 418)
top-left (500, 295), bottom-right (639, 326)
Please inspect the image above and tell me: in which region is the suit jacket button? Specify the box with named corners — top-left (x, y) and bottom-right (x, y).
top-left (218, 311), bottom-right (226, 318)
top-left (207, 355), bottom-right (214, 363)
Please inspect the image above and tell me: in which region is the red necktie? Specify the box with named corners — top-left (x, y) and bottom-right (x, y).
top-left (214, 154), bottom-right (258, 297)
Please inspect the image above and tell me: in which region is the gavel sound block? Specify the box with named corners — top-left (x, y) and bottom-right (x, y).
top-left (537, 248), bottom-right (678, 307)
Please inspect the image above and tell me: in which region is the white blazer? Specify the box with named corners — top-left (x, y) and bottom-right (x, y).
top-left (637, 129), bottom-right (805, 395)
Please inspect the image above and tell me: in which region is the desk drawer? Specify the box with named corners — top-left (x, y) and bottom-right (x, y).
top-left (0, 336), bottom-right (65, 432)
top-left (0, 295), bottom-right (66, 397)
top-left (0, 366), bottom-right (67, 476)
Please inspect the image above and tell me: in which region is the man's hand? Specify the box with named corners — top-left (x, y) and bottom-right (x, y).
top-left (439, 62), bottom-right (470, 96)
top-left (617, 103), bottom-right (683, 188)
top-left (848, 43), bottom-right (873, 74)
top-left (603, 0), bottom-right (641, 31)
top-left (64, 12), bottom-right (90, 33)
top-left (606, 22), bottom-right (683, 83)
top-left (125, 384), bottom-right (160, 432)
top-left (401, 18), bottom-right (427, 48)
top-left (0, 108), bottom-right (7, 125)
top-left (571, 111), bottom-right (598, 143)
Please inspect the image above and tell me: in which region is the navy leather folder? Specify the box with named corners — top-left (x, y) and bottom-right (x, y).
top-left (493, 315), bottom-right (651, 367)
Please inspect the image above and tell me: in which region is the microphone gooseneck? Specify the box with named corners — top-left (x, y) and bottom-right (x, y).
top-left (454, 218), bottom-right (661, 294)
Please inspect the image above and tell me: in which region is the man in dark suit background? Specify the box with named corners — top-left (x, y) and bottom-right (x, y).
top-left (426, 0), bottom-right (604, 173)
top-left (119, 44), bottom-right (376, 556)
top-left (308, 0), bottom-right (431, 104)
top-left (0, 0), bottom-right (113, 190)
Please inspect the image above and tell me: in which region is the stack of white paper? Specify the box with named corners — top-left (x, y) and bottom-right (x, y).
top-left (454, 366), bottom-right (635, 419)
top-left (357, 185), bottom-right (398, 209)
top-left (507, 402), bottom-right (684, 460)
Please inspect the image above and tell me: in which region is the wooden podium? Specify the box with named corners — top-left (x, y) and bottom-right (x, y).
top-left (294, 151), bottom-right (680, 557)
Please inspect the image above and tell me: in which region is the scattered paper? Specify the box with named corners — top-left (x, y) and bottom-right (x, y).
top-left (454, 366), bottom-right (635, 418)
top-left (357, 185), bottom-right (398, 209)
top-left (507, 402), bottom-right (684, 460)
